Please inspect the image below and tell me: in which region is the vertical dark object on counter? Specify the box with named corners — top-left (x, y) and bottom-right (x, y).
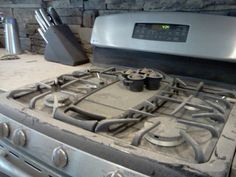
top-left (35, 7), bottom-right (89, 66)
top-left (48, 7), bottom-right (63, 25)
top-left (44, 24), bottom-right (89, 66)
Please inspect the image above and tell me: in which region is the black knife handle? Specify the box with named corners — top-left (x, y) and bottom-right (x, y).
top-left (48, 7), bottom-right (62, 25)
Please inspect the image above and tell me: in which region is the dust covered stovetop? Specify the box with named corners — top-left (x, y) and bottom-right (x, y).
top-left (6, 66), bottom-right (236, 168)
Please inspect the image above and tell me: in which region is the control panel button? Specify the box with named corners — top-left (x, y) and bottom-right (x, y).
top-left (106, 171), bottom-right (124, 177)
top-left (12, 129), bottom-right (26, 146)
top-left (0, 123), bottom-right (10, 138)
top-left (52, 147), bottom-right (68, 168)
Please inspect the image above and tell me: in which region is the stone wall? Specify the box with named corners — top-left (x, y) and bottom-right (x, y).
top-left (0, 0), bottom-right (236, 56)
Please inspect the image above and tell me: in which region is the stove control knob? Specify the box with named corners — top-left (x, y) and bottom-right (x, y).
top-left (12, 129), bottom-right (26, 147)
top-left (52, 147), bottom-right (68, 168)
top-left (0, 123), bottom-right (10, 138)
top-left (106, 171), bottom-right (125, 177)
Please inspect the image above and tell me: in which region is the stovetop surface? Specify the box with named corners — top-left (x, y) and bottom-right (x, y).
top-left (5, 66), bottom-right (236, 165)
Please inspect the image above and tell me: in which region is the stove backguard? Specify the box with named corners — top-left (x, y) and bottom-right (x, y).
top-left (92, 47), bottom-right (236, 85)
top-left (91, 12), bottom-right (236, 85)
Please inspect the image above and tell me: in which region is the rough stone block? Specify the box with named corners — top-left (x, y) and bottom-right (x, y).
top-left (55, 8), bottom-right (82, 17)
top-left (31, 45), bottom-right (44, 54)
top-left (0, 29), bottom-right (3, 36)
top-left (84, 0), bottom-right (106, 10)
top-left (105, 0), bottom-right (121, 3)
top-left (106, 0), bottom-right (144, 10)
top-left (0, 36), bottom-right (5, 47)
top-left (13, 8), bottom-right (37, 23)
top-left (12, 0), bottom-right (42, 3)
top-left (61, 16), bottom-right (82, 25)
top-left (99, 9), bottom-right (137, 16)
top-left (184, 0), bottom-right (204, 9)
top-left (20, 37), bottom-right (31, 51)
top-left (69, 0), bottom-right (83, 8)
top-left (82, 10), bottom-right (98, 27)
top-left (68, 25), bottom-right (81, 34)
top-left (77, 26), bottom-right (93, 42)
top-left (143, 0), bottom-right (186, 11)
top-left (18, 23), bottom-right (28, 37)
top-left (50, 0), bottom-right (71, 8)
top-left (19, 31), bottom-right (27, 38)
top-left (0, 8), bottom-right (13, 16)
top-left (0, 0), bottom-right (13, 4)
top-left (25, 24), bottom-right (39, 36)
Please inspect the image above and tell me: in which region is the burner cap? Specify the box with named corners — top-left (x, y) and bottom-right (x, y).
top-left (144, 117), bottom-right (186, 147)
top-left (127, 73), bottom-right (145, 80)
top-left (139, 68), bottom-right (154, 74)
top-left (147, 72), bottom-right (163, 79)
top-left (123, 69), bottom-right (137, 75)
top-left (44, 92), bottom-right (71, 108)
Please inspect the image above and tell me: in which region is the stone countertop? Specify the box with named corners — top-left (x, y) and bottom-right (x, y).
top-left (0, 49), bottom-right (91, 91)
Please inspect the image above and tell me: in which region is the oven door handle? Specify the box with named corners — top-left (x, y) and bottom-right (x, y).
top-left (0, 149), bottom-right (33, 177)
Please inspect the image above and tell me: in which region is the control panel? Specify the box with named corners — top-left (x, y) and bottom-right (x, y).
top-left (91, 12), bottom-right (236, 61)
top-left (132, 23), bottom-right (189, 42)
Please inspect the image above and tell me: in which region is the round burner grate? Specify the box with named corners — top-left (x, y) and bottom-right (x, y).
top-left (44, 92), bottom-right (71, 108)
top-left (144, 117), bottom-right (186, 147)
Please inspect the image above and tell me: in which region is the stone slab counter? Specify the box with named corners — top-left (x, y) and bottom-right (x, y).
top-left (0, 48), bottom-right (91, 91)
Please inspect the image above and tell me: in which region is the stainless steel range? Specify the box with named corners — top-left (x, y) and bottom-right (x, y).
top-left (1, 12), bottom-right (236, 177)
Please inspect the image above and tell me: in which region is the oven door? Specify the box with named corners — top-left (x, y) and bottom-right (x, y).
top-left (0, 149), bottom-right (31, 177)
top-left (0, 147), bottom-right (45, 177)
top-left (0, 144), bottom-right (63, 177)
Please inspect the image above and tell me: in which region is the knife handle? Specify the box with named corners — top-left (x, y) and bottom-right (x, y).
top-left (48, 7), bottom-right (63, 25)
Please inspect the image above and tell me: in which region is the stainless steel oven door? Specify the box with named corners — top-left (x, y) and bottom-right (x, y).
top-left (0, 142), bottom-right (67, 177)
top-left (0, 148), bottom-right (40, 177)
top-left (0, 149), bottom-right (32, 177)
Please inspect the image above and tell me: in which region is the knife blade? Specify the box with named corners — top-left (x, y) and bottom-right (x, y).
top-left (39, 8), bottom-right (51, 27)
top-left (37, 28), bottom-right (48, 43)
top-left (35, 15), bottom-right (46, 32)
top-left (35, 10), bottom-right (48, 30)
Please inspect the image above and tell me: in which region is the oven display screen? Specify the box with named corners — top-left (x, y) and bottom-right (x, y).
top-left (132, 23), bottom-right (189, 42)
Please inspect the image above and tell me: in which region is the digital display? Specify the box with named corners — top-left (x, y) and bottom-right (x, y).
top-left (152, 24), bottom-right (170, 30)
top-left (132, 23), bottom-right (189, 42)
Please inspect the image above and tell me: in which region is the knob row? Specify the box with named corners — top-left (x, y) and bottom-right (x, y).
top-left (0, 122), bottom-right (127, 175)
top-left (0, 122), bottom-right (68, 168)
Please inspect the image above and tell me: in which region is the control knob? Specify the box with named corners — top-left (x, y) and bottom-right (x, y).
top-left (52, 147), bottom-right (68, 168)
top-left (106, 170), bottom-right (125, 177)
top-left (0, 122), bottom-right (10, 138)
top-left (12, 129), bottom-right (26, 146)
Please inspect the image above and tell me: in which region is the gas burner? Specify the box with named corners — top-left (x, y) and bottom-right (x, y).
top-left (122, 69), bottom-right (137, 76)
top-left (145, 72), bottom-right (163, 90)
top-left (144, 117), bottom-right (186, 147)
top-left (44, 92), bottom-right (71, 108)
top-left (127, 73), bottom-right (145, 80)
top-left (124, 73), bottom-right (146, 92)
top-left (121, 68), bottom-right (163, 92)
top-left (139, 68), bottom-right (154, 75)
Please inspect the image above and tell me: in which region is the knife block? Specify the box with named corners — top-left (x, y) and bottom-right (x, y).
top-left (44, 24), bottom-right (89, 66)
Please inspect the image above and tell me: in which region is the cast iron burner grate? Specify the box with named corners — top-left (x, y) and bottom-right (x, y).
top-left (7, 67), bottom-right (235, 164)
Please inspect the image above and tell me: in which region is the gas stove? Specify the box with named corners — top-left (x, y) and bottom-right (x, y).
top-left (1, 12), bottom-right (236, 177)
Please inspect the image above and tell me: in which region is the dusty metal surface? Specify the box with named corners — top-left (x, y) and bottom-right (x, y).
top-left (0, 67), bottom-right (236, 177)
